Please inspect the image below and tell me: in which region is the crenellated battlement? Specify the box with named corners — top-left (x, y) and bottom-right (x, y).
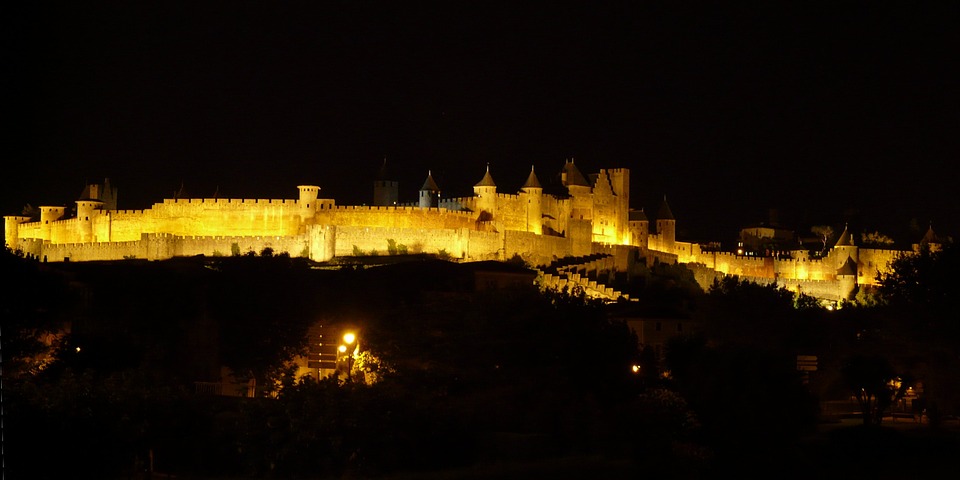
top-left (5, 167), bottom-right (926, 306)
top-left (160, 198), bottom-right (299, 207)
top-left (326, 204), bottom-right (475, 217)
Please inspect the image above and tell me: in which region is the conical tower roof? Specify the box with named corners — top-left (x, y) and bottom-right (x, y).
top-left (921, 223), bottom-right (941, 245)
top-left (561, 158), bottom-right (590, 187)
top-left (474, 164), bottom-right (496, 188)
top-left (837, 255), bottom-right (858, 276)
top-left (629, 209), bottom-right (648, 222)
top-left (657, 195), bottom-right (674, 220)
top-left (521, 165), bottom-right (542, 189)
top-left (421, 171), bottom-right (440, 192)
top-left (835, 223), bottom-right (855, 247)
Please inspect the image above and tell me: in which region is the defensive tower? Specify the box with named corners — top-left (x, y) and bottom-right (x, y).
top-left (519, 165), bottom-right (543, 234)
top-left (419, 171), bottom-right (440, 208)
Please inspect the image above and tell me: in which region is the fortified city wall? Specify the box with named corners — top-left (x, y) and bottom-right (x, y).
top-left (5, 164), bottom-right (935, 305)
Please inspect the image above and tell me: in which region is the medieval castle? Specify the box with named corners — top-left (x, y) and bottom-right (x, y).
top-left (3, 159), bottom-right (942, 304)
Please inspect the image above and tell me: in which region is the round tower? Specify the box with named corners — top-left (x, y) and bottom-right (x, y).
top-left (832, 223), bottom-right (859, 301)
top-left (836, 255), bottom-right (858, 303)
top-left (4, 215), bottom-right (31, 250)
top-left (39, 206), bottom-right (66, 243)
top-left (655, 195), bottom-right (676, 252)
top-left (419, 171), bottom-right (440, 208)
top-left (473, 164), bottom-right (497, 220)
top-left (76, 199), bottom-right (103, 243)
top-left (832, 223), bottom-right (859, 271)
top-left (298, 185), bottom-right (321, 224)
top-left (519, 165), bottom-right (543, 234)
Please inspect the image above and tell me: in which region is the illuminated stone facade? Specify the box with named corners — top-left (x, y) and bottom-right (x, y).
top-left (3, 161), bottom-right (940, 303)
top-left (3, 161), bottom-right (658, 269)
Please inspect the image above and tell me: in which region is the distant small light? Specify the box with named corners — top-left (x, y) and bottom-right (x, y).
top-left (631, 365), bottom-right (641, 373)
top-left (338, 345), bottom-right (347, 353)
top-left (76, 346), bottom-right (81, 352)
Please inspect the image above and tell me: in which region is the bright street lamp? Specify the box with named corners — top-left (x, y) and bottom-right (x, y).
top-left (341, 332), bottom-right (358, 380)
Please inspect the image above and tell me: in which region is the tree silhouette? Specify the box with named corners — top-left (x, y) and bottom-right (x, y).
top-left (841, 354), bottom-right (910, 425)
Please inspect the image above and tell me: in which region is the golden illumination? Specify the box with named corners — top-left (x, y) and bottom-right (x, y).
top-left (338, 345), bottom-right (347, 353)
top-left (343, 332), bottom-right (356, 344)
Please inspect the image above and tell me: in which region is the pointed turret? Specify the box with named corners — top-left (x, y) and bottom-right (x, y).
top-left (917, 222), bottom-right (944, 252)
top-left (560, 158), bottom-right (590, 187)
top-left (657, 195), bottom-right (675, 221)
top-left (654, 195), bottom-right (676, 252)
top-left (421, 170), bottom-right (440, 192)
top-left (921, 223), bottom-right (941, 245)
top-left (837, 254), bottom-right (859, 303)
top-left (473, 164), bottom-right (498, 222)
top-left (835, 223), bottom-right (855, 247)
top-left (837, 255), bottom-right (858, 276)
top-left (419, 170), bottom-right (440, 208)
top-left (474, 163), bottom-right (497, 188)
top-left (832, 222), bottom-right (859, 298)
top-left (520, 166), bottom-right (543, 234)
top-left (521, 165), bottom-right (542, 190)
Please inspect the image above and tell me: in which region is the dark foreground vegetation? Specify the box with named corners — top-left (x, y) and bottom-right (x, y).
top-left (2, 244), bottom-right (959, 479)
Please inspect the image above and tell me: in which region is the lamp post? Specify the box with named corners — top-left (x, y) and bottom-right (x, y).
top-left (341, 332), bottom-right (357, 381)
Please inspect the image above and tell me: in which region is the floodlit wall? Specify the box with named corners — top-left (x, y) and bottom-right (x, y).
top-left (5, 174), bottom-right (920, 305)
top-left (504, 230), bottom-right (571, 267)
top-left (314, 205), bottom-right (477, 230)
top-left (24, 228), bottom-right (335, 263)
top-left (148, 198), bottom-right (303, 237)
top-left (858, 248), bottom-right (901, 285)
top-left (335, 225), bottom-right (468, 258)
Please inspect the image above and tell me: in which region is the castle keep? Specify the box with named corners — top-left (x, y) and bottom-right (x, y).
top-left (4, 159), bottom-right (934, 303)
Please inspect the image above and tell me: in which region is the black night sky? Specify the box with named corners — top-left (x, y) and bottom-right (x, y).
top-left (4, 2), bottom-right (958, 244)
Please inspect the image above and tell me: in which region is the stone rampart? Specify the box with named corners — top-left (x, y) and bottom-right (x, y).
top-left (316, 205), bottom-right (477, 231)
top-left (166, 234), bottom-right (307, 258)
top-left (335, 225), bottom-right (469, 258)
top-left (465, 230), bottom-right (503, 261)
top-left (699, 251), bottom-right (773, 277)
top-left (13, 222), bottom-right (42, 241)
top-left (683, 262), bottom-right (724, 292)
top-left (159, 198), bottom-right (299, 207)
top-left (503, 230), bottom-right (571, 267)
top-left (590, 243), bottom-right (636, 271)
top-left (772, 255), bottom-right (832, 281)
top-left (150, 198), bottom-right (302, 237)
top-left (39, 238), bottom-right (145, 262)
top-left (777, 278), bottom-right (842, 302)
top-left (47, 217), bottom-right (81, 244)
top-left (674, 241), bottom-right (701, 263)
top-left (859, 248), bottom-right (902, 285)
top-left (646, 248), bottom-right (679, 266)
top-left (107, 210), bottom-right (156, 242)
